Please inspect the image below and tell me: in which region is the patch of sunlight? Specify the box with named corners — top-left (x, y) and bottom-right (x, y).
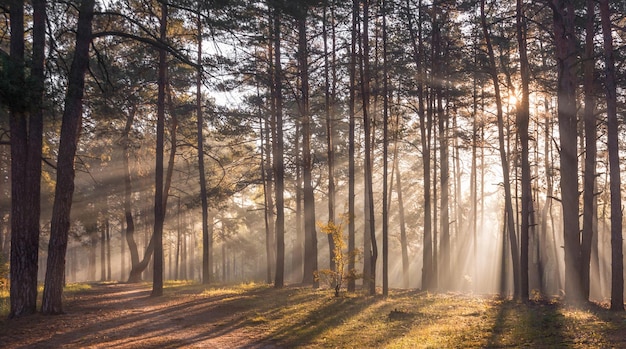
top-left (200, 287), bottom-right (246, 297)
top-left (64, 283), bottom-right (92, 293)
top-left (561, 308), bottom-right (596, 321)
top-left (164, 280), bottom-right (196, 287)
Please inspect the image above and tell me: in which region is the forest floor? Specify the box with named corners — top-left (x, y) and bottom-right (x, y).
top-left (2, 281), bottom-right (626, 348)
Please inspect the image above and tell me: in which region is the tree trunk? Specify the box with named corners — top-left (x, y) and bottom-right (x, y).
top-left (481, 0), bottom-right (520, 298)
top-left (323, 3), bottom-right (337, 274)
top-left (9, 0), bottom-right (45, 318)
top-left (581, 0), bottom-right (596, 301)
top-left (361, 0), bottom-right (377, 296)
top-left (347, 0), bottom-right (358, 293)
top-left (599, 0), bottom-right (623, 311)
top-left (300, 12), bottom-right (318, 288)
top-left (381, 0), bottom-right (390, 296)
top-left (196, 12), bottom-right (211, 285)
top-left (42, 0), bottom-right (95, 314)
top-left (272, 4), bottom-right (285, 288)
top-left (406, 0), bottom-right (432, 292)
top-left (552, 0), bottom-right (582, 303)
top-left (516, 0), bottom-right (532, 300)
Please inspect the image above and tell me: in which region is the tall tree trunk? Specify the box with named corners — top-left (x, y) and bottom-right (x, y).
top-left (407, 0), bottom-right (432, 292)
top-left (361, 0), bottom-right (377, 296)
top-left (300, 12), bottom-right (318, 288)
top-left (323, 3), bottom-right (337, 273)
top-left (9, 0), bottom-right (45, 318)
top-left (516, 0), bottom-right (532, 300)
top-left (42, 0), bottom-right (95, 314)
top-left (264, 26), bottom-right (276, 283)
top-left (151, 2), bottom-right (168, 297)
top-left (435, 17), bottom-right (450, 288)
top-left (197, 12), bottom-right (211, 285)
top-left (481, 0), bottom-right (520, 298)
top-left (552, 0), bottom-right (582, 303)
top-left (347, 0), bottom-right (358, 293)
top-left (272, 4), bottom-right (285, 288)
top-left (599, 0), bottom-right (623, 311)
top-left (381, 0), bottom-right (390, 296)
top-left (581, 0), bottom-right (596, 301)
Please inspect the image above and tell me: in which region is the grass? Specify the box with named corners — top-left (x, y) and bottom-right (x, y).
top-left (0, 282), bottom-right (91, 317)
top-left (2, 281), bottom-right (626, 347)
top-left (162, 283), bottom-right (626, 348)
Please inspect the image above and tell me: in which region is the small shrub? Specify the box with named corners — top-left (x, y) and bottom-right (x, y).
top-left (0, 252), bottom-right (8, 291)
top-left (314, 215), bottom-right (362, 297)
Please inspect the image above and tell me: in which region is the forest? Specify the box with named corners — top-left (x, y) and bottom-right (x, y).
top-left (1, 0), bottom-right (626, 341)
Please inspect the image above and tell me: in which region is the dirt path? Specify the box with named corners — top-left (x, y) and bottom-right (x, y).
top-left (1, 283), bottom-right (279, 348)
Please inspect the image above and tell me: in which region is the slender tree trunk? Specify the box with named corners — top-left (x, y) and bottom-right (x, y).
top-left (552, 0), bottom-right (582, 303)
top-left (599, 0), bottom-right (623, 311)
top-left (381, 0), bottom-right (389, 296)
top-left (407, 0), bottom-right (432, 292)
top-left (42, 0), bottom-right (95, 314)
top-left (263, 14), bottom-right (276, 284)
top-left (151, 2), bottom-right (168, 297)
top-left (323, 3), bottom-right (337, 273)
top-left (347, 0), bottom-right (358, 293)
top-left (481, 0), bottom-right (520, 298)
top-left (100, 219), bottom-right (106, 281)
top-left (361, 0), bottom-right (377, 296)
top-left (196, 12), bottom-right (211, 285)
top-left (581, 0), bottom-right (596, 301)
top-left (516, 0), bottom-right (532, 300)
top-left (300, 12), bottom-right (318, 288)
top-left (272, 4), bottom-right (285, 288)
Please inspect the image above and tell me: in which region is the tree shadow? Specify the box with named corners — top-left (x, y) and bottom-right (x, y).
top-left (486, 298), bottom-right (567, 347)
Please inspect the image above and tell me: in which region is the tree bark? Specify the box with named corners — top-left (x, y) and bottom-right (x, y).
top-left (196, 12), bottom-right (211, 285)
top-left (9, 0), bottom-right (45, 318)
top-left (272, 4), bottom-right (285, 289)
top-left (42, 0), bottom-right (95, 314)
top-left (381, 0), bottom-right (390, 297)
top-left (150, 2), bottom-right (168, 297)
top-left (599, 0), bottom-right (623, 311)
top-left (516, 0), bottom-right (533, 300)
top-left (581, 0), bottom-right (596, 301)
top-left (361, 0), bottom-right (377, 296)
top-left (323, 3), bottom-right (337, 274)
top-left (347, 0), bottom-right (358, 293)
top-left (299, 12), bottom-right (318, 288)
top-left (552, 0), bottom-right (582, 303)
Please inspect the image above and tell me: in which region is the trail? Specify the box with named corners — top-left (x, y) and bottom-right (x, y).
top-left (0, 283), bottom-right (278, 348)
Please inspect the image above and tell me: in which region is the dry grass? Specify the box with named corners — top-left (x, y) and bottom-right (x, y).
top-left (163, 283), bottom-right (626, 348)
top-left (2, 282), bottom-right (626, 348)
